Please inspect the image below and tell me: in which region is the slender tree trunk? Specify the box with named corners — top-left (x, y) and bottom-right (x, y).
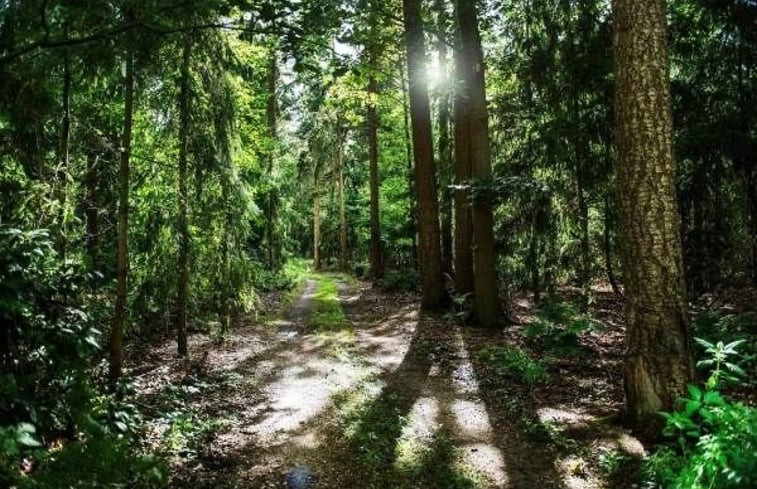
top-left (456, 0), bottom-right (499, 326)
top-left (604, 194), bottom-right (622, 297)
top-left (313, 190), bottom-right (322, 270)
top-left (367, 68), bottom-right (383, 279)
top-left (176, 32), bottom-right (191, 358)
top-left (337, 133), bottom-right (348, 272)
top-left (110, 40), bottom-right (135, 386)
top-left (748, 178), bottom-right (757, 286)
top-left (57, 41), bottom-right (71, 262)
top-left (435, 0), bottom-right (453, 277)
top-left (85, 151), bottom-right (100, 273)
top-left (575, 138), bottom-right (591, 287)
top-left (613, 0), bottom-right (692, 432)
top-left (402, 0), bottom-right (447, 310)
top-left (266, 47), bottom-right (281, 269)
top-left (401, 60), bottom-right (419, 268)
top-left (452, 35), bottom-right (474, 296)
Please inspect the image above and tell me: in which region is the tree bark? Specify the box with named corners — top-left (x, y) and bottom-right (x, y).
top-left (402, 0), bottom-right (447, 310)
top-left (401, 59), bottom-right (419, 269)
top-left (110, 38), bottom-right (135, 386)
top-left (456, 0), bottom-right (499, 326)
top-left (452, 35), bottom-right (474, 296)
top-left (337, 129), bottom-right (348, 272)
top-left (176, 32), bottom-right (191, 358)
top-left (367, 66), bottom-right (383, 279)
top-left (435, 0), bottom-right (453, 277)
top-left (612, 0), bottom-right (692, 431)
top-left (57, 40), bottom-right (71, 261)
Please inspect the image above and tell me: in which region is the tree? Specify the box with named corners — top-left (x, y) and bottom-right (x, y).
top-left (176, 31), bottom-right (192, 358)
top-left (366, 0), bottom-right (383, 280)
top-left (109, 25), bottom-right (135, 386)
top-left (401, 0), bottom-right (447, 310)
top-left (612, 0), bottom-right (692, 429)
top-left (455, 0), bottom-right (499, 326)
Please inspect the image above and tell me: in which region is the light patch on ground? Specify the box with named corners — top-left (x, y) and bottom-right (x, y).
top-left (459, 443), bottom-right (508, 487)
top-left (451, 399), bottom-right (492, 440)
top-left (394, 397), bottom-right (441, 470)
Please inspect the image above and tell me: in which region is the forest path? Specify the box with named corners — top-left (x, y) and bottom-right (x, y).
top-left (141, 272), bottom-right (636, 489)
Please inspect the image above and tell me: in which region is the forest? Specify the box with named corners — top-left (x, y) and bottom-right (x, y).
top-left (0, 0), bottom-right (755, 488)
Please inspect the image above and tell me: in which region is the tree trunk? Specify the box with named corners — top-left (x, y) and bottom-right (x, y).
top-left (604, 194), bottom-right (622, 298)
top-left (266, 47), bottom-right (281, 270)
top-left (84, 150), bottom-right (100, 274)
top-left (337, 132), bottom-right (348, 272)
top-left (401, 59), bottom-right (419, 269)
top-left (748, 177), bottom-right (757, 286)
top-left (435, 0), bottom-right (453, 277)
top-left (402, 0), bottom-right (447, 310)
top-left (368, 68), bottom-right (383, 279)
top-left (313, 190), bottom-right (322, 270)
top-left (456, 0), bottom-right (499, 326)
top-left (57, 40), bottom-right (71, 261)
top-left (613, 0), bottom-right (692, 432)
top-left (176, 32), bottom-right (191, 358)
top-left (452, 35), bottom-right (474, 296)
top-left (110, 40), bottom-right (135, 386)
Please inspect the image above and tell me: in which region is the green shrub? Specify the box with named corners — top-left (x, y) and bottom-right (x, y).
top-left (523, 298), bottom-right (601, 355)
top-left (377, 268), bottom-right (419, 292)
top-left (643, 337), bottom-right (756, 489)
top-left (476, 346), bottom-right (549, 385)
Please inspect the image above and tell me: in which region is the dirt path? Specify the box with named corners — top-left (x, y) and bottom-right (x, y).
top-left (134, 273), bottom-right (643, 489)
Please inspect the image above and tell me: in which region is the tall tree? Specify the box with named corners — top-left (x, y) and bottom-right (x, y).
top-left (366, 0), bottom-right (383, 279)
top-left (109, 30), bottom-right (135, 386)
top-left (176, 32), bottom-right (191, 358)
top-left (434, 0), bottom-right (453, 277)
top-left (402, 0), bottom-right (447, 310)
top-left (455, 0), bottom-right (499, 325)
top-left (612, 0), bottom-right (692, 430)
top-left (452, 30), bottom-right (474, 296)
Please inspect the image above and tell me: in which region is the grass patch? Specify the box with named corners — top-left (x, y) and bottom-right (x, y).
top-left (308, 274), bottom-right (354, 357)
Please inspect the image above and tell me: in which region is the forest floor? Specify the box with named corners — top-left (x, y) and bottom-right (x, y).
top-left (129, 272), bottom-right (650, 489)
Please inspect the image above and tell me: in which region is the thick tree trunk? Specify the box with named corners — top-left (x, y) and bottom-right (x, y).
top-left (266, 47), bottom-right (281, 270)
top-left (367, 70), bottom-right (383, 279)
top-left (452, 37), bottom-right (474, 296)
top-left (110, 42), bottom-right (134, 386)
top-left (435, 0), bottom-right (453, 277)
top-left (402, 0), bottom-right (447, 310)
top-left (456, 0), bottom-right (499, 326)
top-left (176, 33), bottom-right (191, 358)
top-left (612, 0), bottom-right (692, 432)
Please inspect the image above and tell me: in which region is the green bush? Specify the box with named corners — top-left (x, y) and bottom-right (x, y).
top-left (377, 268), bottom-right (419, 292)
top-left (476, 346), bottom-right (549, 385)
top-left (643, 337), bottom-right (756, 489)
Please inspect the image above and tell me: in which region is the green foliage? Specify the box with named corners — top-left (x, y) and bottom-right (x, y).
top-left (644, 389), bottom-right (756, 489)
top-left (376, 268), bottom-right (419, 292)
top-left (692, 311), bottom-right (756, 386)
top-left (476, 346), bottom-right (549, 385)
top-left (522, 298), bottom-right (601, 355)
